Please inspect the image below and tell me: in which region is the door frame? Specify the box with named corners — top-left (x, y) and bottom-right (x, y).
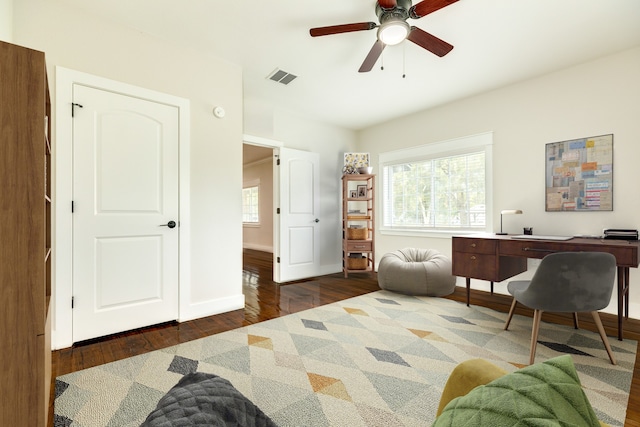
top-left (243, 135), bottom-right (323, 283)
top-left (54, 67), bottom-right (191, 349)
top-left (243, 134), bottom-right (282, 280)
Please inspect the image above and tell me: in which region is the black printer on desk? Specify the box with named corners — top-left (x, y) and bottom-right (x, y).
top-left (603, 229), bottom-right (639, 240)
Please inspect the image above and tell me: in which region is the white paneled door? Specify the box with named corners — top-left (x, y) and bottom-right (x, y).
top-left (72, 84), bottom-right (179, 342)
top-left (275, 147), bottom-right (321, 282)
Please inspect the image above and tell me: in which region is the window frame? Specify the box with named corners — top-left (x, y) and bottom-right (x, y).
top-left (378, 132), bottom-right (494, 238)
top-left (242, 179), bottom-right (261, 225)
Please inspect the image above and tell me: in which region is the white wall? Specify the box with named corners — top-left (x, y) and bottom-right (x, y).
top-left (359, 46), bottom-right (640, 317)
top-left (0, 0), bottom-right (12, 41)
top-left (243, 158), bottom-right (274, 252)
top-left (14, 0), bottom-right (245, 348)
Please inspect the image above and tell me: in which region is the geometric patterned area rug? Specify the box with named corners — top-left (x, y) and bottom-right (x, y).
top-left (54, 290), bottom-right (637, 427)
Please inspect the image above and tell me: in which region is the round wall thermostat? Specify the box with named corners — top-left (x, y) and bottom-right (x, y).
top-left (213, 106), bottom-right (226, 118)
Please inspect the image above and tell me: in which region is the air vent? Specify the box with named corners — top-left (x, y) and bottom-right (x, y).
top-left (267, 68), bottom-right (297, 85)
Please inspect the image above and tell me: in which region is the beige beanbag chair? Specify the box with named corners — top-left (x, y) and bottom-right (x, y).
top-left (377, 248), bottom-right (456, 296)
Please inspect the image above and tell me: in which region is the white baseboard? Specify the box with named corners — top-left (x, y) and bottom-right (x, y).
top-left (243, 243), bottom-right (273, 252)
top-left (321, 263), bottom-right (342, 276)
top-left (179, 294), bottom-right (245, 322)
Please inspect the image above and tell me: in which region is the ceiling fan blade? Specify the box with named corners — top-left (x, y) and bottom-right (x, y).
top-left (409, 0), bottom-right (458, 19)
top-left (377, 0), bottom-right (397, 9)
top-left (310, 22), bottom-right (377, 37)
top-left (358, 40), bottom-right (386, 73)
top-left (407, 26), bottom-right (453, 57)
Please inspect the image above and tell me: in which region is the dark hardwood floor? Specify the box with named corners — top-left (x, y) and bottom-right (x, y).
top-left (49, 249), bottom-right (640, 426)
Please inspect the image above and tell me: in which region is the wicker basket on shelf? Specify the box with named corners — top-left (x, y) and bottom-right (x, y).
top-left (347, 227), bottom-right (368, 240)
top-left (347, 256), bottom-right (368, 270)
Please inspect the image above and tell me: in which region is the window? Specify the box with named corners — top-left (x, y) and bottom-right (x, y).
top-left (242, 184), bottom-right (260, 223)
top-left (380, 132), bottom-right (493, 233)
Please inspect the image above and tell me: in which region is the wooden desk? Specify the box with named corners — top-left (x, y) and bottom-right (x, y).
top-left (452, 233), bottom-right (640, 340)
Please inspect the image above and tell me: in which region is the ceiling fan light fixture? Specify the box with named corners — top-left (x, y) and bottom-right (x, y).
top-left (377, 19), bottom-right (410, 45)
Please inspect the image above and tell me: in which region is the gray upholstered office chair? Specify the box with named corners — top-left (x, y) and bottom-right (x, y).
top-left (504, 251), bottom-right (617, 365)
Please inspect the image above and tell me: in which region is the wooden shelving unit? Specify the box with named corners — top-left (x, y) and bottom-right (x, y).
top-left (342, 174), bottom-right (375, 277)
top-left (0, 40), bottom-right (52, 427)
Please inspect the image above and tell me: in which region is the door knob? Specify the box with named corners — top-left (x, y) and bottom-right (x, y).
top-left (314, 218), bottom-right (320, 223)
top-left (160, 220), bottom-right (177, 229)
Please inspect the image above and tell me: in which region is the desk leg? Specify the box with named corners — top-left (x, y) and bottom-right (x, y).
top-left (466, 277), bottom-right (471, 307)
top-left (624, 267), bottom-right (630, 319)
top-left (464, 278), bottom-right (493, 305)
top-left (617, 267), bottom-right (630, 341)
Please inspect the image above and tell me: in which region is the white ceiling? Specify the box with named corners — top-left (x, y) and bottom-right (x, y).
top-left (58, 0), bottom-right (640, 131)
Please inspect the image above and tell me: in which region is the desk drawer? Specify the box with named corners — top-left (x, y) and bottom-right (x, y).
top-left (346, 241), bottom-right (372, 252)
top-left (499, 240), bottom-right (557, 258)
top-left (452, 237), bottom-right (497, 254)
top-left (452, 252), bottom-right (497, 280)
top-left (500, 239), bottom-right (639, 266)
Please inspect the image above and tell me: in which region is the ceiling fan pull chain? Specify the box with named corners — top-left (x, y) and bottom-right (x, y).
top-left (381, 51), bottom-right (384, 71)
top-left (402, 42), bottom-right (406, 78)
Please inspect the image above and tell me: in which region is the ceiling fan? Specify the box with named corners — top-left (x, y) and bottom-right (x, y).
top-left (310, 0), bottom-right (459, 73)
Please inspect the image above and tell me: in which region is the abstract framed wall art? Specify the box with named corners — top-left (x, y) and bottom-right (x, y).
top-left (545, 134), bottom-right (613, 211)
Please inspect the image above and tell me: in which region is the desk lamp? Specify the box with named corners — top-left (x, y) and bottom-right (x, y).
top-left (496, 209), bottom-right (522, 235)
